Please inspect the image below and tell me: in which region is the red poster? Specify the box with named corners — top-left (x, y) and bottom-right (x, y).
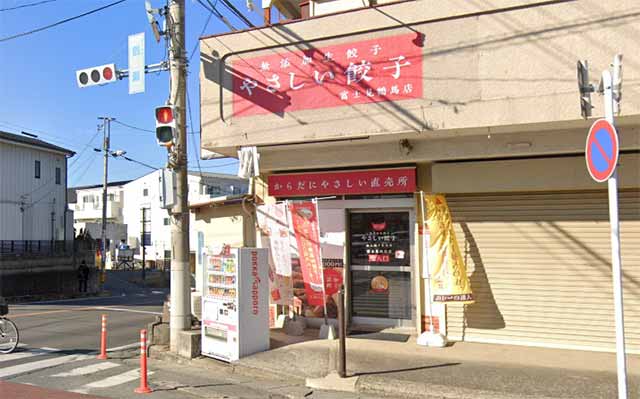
top-left (232, 33), bottom-right (423, 117)
top-left (289, 201), bottom-right (325, 306)
top-left (269, 167), bottom-right (416, 197)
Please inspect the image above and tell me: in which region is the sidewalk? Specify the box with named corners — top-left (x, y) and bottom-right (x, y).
top-left (230, 329), bottom-right (639, 399)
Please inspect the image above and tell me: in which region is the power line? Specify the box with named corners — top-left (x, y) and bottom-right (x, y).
top-left (0, 0), bottom-right (128, 43)
top-left (69, 128), bottom-right (102, 168)
top-left (0, 0), bottom-right (57, 12)
top-left (195, 0), bottom-right (237, 31)
top-left (186, 87), bottom-right (203, 178)
top-left (119, 155), bottom-right (159, 171)
top-left (189, 11), bottom-right (213, 62)
top-left (112, 119), bottom-right (154, 133)
top-left (200, 161), bottom-right (238, 169)
top-left (215, 0), bottom-right (255, 28)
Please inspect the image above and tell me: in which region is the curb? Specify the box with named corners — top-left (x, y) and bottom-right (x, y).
top-left (149, 345), bottom-right (306, 385)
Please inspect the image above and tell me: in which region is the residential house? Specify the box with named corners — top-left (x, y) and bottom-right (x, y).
top-left (0, 131), bottom-right (74, 242)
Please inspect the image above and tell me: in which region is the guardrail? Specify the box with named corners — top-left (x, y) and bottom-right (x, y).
top-left (0, 240), bottom-right (75, 258)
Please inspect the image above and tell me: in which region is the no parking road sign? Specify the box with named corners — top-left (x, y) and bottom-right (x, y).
top-left (585, 118), bottom-right (619, 183)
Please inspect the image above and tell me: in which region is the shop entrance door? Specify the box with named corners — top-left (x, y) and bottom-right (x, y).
top-left (348, 210), bottom-right (413, 327)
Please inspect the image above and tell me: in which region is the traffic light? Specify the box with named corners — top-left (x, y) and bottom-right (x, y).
top-left (155, 105), bottom-right (176, 147)
top-left (76, 63), bottom-right (117, 88)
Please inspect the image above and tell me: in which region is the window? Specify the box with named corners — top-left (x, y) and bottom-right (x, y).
top-left (143, 188), bottom-right (149, 197)
top-left (108, 193), bottom-right (115, 201)
top-left (83, 195), bottom-right (94, 203)
top-left (164, 250), bottom-right (171, 260)
top-left (55, 167), bottom-right (61, 185)
top-left (35, 160), bottom-right (41, 179)
top-left (163, 218), bottom-right (170, 226)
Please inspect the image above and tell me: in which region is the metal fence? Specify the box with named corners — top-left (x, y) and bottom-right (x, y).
top-left (0, 240), bottom-right (75, 258)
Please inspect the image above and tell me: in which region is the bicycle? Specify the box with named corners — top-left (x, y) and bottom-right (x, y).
top-left (0, 299), bottom-right (19, 354)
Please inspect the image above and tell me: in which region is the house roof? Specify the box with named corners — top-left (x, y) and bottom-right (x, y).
top-left (69, 180), bottom-right (133, 191)
top-left (0, 130), bottom-right (75, 156)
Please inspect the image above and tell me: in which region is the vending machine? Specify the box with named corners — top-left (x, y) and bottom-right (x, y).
top-left (201, 247), bottom-right (270, 362)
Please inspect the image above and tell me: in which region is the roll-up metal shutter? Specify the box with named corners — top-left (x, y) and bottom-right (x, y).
top-left (445, 190), bottom-right (640, 353)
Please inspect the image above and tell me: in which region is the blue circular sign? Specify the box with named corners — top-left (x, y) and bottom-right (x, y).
top-left (585, 119), bottom-right (619, 183)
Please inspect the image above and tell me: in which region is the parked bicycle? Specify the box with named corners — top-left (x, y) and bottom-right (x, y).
top-left (0, 298), bottom-right (19, 354)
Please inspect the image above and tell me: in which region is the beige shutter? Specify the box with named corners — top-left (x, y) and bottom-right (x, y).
top-left (445, 190), bottom-right (640, 353)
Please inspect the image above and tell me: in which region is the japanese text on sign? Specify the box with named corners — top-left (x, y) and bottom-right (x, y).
top-left (268, 168), bottom-right (416, 197)
top-left (232, 33), bottom-right (423, 117)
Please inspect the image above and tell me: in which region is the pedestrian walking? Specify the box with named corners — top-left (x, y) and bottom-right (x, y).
top-left (78, 261), bottom-right (90, 293)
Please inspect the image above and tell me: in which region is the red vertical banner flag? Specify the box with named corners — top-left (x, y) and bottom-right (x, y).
top-left (289, 201), bottom-right (325, 306)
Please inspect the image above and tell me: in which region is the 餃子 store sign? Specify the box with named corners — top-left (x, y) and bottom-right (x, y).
top-left (232, 33), bottom-right (422, 117)
top-left (268, 167), bottom-right (416, 197)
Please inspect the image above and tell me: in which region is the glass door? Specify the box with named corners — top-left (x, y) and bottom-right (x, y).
top-left (348, 211), bottom-right (413, 326)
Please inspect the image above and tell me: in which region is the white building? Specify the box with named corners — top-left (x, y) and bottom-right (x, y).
top-left (68, 180), bottom-right (131, 251)
top-left (0, 131), bottom-right (75, 241)
top-left (71, 169), bottom-right (247, 267)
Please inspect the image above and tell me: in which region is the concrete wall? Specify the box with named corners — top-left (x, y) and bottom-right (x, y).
top-left (200, 0), bottom-right (640, 156)
top-left (0, 250), bottom-right (97, 299)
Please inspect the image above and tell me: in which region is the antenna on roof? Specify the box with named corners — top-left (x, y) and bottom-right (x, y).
top-left (21, 131), bottom-right (38, 138)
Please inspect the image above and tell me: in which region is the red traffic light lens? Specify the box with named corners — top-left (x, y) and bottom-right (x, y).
top-left (156, 107), bottom-right (174, 124)
top-left (103, 66), bottom-right (114, 81)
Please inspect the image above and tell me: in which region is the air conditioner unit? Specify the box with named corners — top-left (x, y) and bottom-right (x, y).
top-left (190, 291), bottom-right (202, 321)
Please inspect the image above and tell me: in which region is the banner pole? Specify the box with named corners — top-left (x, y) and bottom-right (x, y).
top-left (314, 198), bottom-right (329, 326)
top-left (420, 191), bottom-right (435, 334)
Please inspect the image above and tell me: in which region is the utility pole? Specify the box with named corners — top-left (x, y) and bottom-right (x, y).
top-left (98, 117), bottom-right (114, 286)
top-left (168, 0), bottom-right (190, 352)
top-left (141, 208), bottom-right (147, 280)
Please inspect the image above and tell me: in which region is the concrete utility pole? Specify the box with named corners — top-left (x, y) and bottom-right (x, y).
top-left (168, 0), bottom-right (191, 352)
top-left (98, 117), bottom-right (114, 285)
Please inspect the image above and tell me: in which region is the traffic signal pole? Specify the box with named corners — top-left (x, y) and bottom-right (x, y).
top-left (168, 0), bottom-right (191, 352)
top-left (98, 117), bottom-right (114, 286)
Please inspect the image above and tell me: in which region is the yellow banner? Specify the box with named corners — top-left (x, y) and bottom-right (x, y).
top-left (425, 194), bottom-right (474, 304)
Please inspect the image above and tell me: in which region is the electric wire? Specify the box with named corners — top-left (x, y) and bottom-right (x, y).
top-left (0, 0), bottom-right (128, 43)
top-left (112, 119), bottom-right (154, 133)
top-left (189, 10), bottom-right (213, 62)
top-left (0, 0), bottom-right (57, 12)
top-left (215, 0), bottom-right (255, 28)
top-left (186, 87), bottom-right (203, 178)
top-left (195, 0), bottom-right (237, 31)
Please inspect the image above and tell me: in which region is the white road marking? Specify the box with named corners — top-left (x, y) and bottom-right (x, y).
top-left (0, 353), bottom-right (93, 378)
top-left (94, 306), bottom-right (161, 315)
top-left (107, 342), bottom-right (139, 352)
top-left (0, 347), bottom-right (59, 364)
top-left (72, 369), bottom-right (155, 393)
top-left (151, 291), bottom-right (164, 295)
top-left (51, 361), bottom-right (120, 377)
top-left (15, 296), bottom-right (117, 305)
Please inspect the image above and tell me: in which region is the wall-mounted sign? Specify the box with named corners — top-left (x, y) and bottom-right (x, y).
top-left (349, 212), bottom-right (410, 267)
top-left (231, 33), bottom-right (423, 117)
top-left (268, 167), bottom-right (416, 197)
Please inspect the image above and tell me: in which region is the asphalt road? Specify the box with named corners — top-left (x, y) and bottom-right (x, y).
top-left (9, 274), bottom-right (166, 353)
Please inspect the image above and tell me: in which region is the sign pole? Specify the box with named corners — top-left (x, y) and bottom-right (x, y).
top-left (602, 69), bottom-right (628, 399)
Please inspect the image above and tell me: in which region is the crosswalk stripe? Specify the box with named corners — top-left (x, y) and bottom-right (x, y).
top-left (0, 353), bottom-right (93, 379)
top-left (72, 369), bottom-right (154, 394)
top-left (50, 361), bottom-right (121, 377)
top-left (0, 347), bottom-right (59, 364)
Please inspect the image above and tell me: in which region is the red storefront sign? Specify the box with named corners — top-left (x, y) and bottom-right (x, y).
top-left (269, 167), bottom-right (416, 197)
top-left (232, 33), bottom-right (423, 117)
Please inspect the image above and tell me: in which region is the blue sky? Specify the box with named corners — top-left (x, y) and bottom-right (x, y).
top-left (0, 0), bottom-right (262, 187)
